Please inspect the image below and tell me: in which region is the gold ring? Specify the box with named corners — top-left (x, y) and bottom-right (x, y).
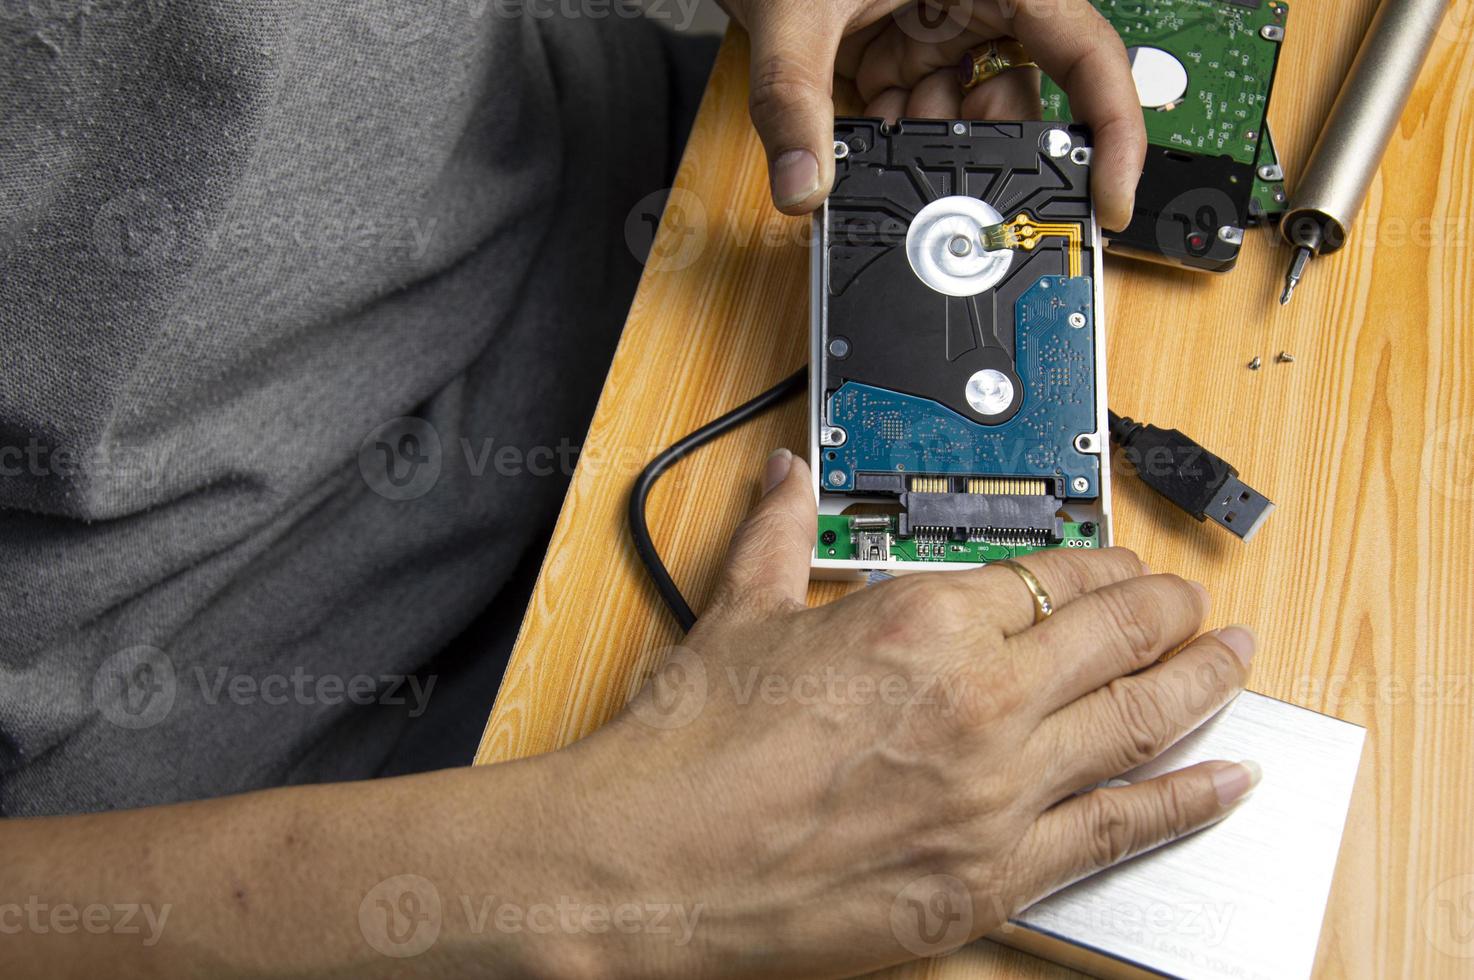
top-left (958, 39), bottom-right (1038, 92)
top-left (994, 559), bottom-right (1053, 624)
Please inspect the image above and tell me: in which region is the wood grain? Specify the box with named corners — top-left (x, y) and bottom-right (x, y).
top-left (476, 3), bottom-right (1474, 976)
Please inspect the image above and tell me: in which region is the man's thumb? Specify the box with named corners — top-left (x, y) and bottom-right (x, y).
top-left (707, 449), bottom-right (817, 621)
top-left (745, 7), bottom-right (842, 214)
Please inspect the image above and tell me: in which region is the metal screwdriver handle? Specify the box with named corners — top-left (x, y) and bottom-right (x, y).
top-left (1279, 0), bottom-right (1449, 304)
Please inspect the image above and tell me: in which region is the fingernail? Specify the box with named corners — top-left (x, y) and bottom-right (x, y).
top-left (763, 448), bottom-right (793, 495)
top-left (1215, 624), bottom-right (1257, 667)
top-left (1212, 760), bottom-right (1262, 807)
top-left (772, 149), bottom-right (820, 208)
top-left (1190, 580), bottom-right (1210, 608)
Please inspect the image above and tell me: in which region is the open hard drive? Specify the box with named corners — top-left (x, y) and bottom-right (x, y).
top-left (810, 118), bottom-right (1110, 577)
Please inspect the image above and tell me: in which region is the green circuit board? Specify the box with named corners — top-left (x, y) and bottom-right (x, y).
top-left (1249, 123), bottom-right (1287, 222)
top-left (818, 515), bottom-right (1101, 565)
top-left (1041, 0), bottom-right (1287, 166)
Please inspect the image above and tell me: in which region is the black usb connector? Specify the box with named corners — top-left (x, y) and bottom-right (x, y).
top-left (1107, 411), bottom-right (1275, 542)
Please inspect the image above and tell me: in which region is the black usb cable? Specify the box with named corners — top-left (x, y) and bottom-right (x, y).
top-left (630, 372), bottom-right (1274, 629)
top-left (629, 368), bottom-right (807, 632)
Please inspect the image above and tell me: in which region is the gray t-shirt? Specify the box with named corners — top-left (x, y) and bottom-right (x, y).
top-left (0, 0), bottom-right (707, 816)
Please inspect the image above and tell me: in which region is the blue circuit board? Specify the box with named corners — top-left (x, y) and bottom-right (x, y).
top-left (821, 276), bottom-right (1100, 495)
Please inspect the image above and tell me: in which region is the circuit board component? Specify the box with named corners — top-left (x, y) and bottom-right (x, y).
top-left (1040, 0), bottom-right (1289, 270)
top-left (817, 515), bottom-right (1101, 564)
top-left (979, 213), bottom-right (1085, 277)
top-left (822, 276), bottom-right (1100, 497)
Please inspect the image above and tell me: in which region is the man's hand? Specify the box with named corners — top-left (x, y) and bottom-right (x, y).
top-left (721, 0), bottom-right (1146, 230)
top-left (571, 449), bottom-right (1256, 976)
top-left (0, 449), bottom-right (1254, 978)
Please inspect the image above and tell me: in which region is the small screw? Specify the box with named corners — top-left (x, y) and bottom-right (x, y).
top-left (1071, 476), bottom-right (1090, 494)
top-left (833, 141), bottom-right (850, 160)
top-left (828, 470), bottom-right (847, 486)
top-left (1248, 356), bottom-right (1263, 370)
top-left (1042, 128), bottom-right (1073, 158)
top-left (1068, 312), bottom-right (1087, 329)
top-left (952, 122), bottom-right (967, 135)
top-left (1276, 351), bottom-right (1296, 363)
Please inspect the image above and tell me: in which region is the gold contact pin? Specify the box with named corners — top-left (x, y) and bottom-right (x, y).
top-left (908, 476), bottom-right (950, 494)
top-left (966, 477), bottom-right (1048, 495)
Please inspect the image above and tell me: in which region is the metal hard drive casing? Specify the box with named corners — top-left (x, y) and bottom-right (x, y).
top-left (810, 119), bottom-right (1111, 579)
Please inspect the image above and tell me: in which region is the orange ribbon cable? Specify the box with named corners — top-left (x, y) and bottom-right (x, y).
top-left (979, 212), bottom-right (1083, 278)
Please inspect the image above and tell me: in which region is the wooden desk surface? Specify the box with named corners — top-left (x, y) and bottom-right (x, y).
top-left (477, 5), bottom-right (1474, 976)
